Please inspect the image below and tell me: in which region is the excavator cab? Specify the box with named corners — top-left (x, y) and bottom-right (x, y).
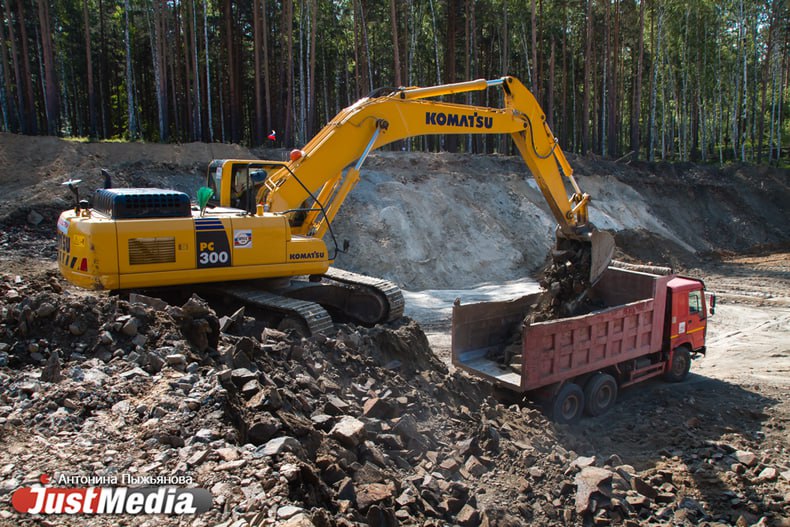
top-left (205, 160), bottom-right (277, 212)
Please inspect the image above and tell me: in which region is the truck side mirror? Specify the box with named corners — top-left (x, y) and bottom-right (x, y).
top-left (709, 293), bottom-right (716, 315)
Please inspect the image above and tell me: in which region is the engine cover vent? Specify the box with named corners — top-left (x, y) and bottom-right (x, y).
top-left (129, 237), bottom-right (176, 265)
top-left (93, 188), bottom-right (191, 219)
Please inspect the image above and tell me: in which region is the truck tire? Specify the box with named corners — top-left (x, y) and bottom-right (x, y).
top-left (551, 383), bottom-right (584, 424)
top-left (664, 348), bottom-right (691, 382)
top-left (583, 373), bottom-right (618, 417)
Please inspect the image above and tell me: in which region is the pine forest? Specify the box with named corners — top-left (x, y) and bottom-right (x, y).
top-left (0, 0), bottom-right (787, 165)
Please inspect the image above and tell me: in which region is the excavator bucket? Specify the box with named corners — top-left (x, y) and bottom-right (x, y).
top-left (589, 229), bottom-right (616, 284)
top-left (555, 228), bottom-right (616, 287)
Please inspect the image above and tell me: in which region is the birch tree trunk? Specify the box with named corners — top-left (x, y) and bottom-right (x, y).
top-left (84, 0), bottom-right (97, 137)
top-left (582, 0), bottom-right (592, 155)
top-left (124, 0), bottom-right (136, 139)
top-left (146, 0), bottom-right (166, 141)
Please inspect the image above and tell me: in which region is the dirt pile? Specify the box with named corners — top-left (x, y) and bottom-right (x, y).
top-left (2, 271), bottom-right (789, 526)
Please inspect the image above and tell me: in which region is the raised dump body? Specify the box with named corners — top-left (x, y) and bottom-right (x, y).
top-left (452, 267), bottom-right (710, 423)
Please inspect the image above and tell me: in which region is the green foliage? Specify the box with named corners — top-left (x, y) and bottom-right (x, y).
top-left (0, 0), bottom-right (787, 164)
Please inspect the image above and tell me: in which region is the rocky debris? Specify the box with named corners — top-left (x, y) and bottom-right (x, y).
top-left (533, 238), bottom-right (599, 322)
top-left (1, 271), bottom-right (789, 527)
top-left (487, 239), bottom-right (608, 370)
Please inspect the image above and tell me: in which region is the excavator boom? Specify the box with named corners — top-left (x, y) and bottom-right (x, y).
top-left (261, 76), bottom-right (614, 282)
top-left (56, 76), bottom-right (613, 336)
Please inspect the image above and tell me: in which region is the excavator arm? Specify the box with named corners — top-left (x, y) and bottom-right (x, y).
top-left (259, 76), bottom-right (614, 282)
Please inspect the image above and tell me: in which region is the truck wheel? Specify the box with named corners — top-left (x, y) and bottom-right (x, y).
top-left (664, 348), bottom-right (691, 382)
top-left (551, 383), bottom-right (584, 424)
top-left (583, 373), bottom-right (618, 417)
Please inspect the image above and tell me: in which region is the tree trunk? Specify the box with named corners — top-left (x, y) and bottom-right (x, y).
top-left (649, 7), bottom-right (663, 162)
top-left (607, 0), bottom-right (619, 157)
top-left (38, 0), bottom-right (58, 135)
top-left (190, 0), bottom-right (201, 141)
top-left (224, 0), bottom-right (240, 143)
top-left (757, 3), bottom-right (776, 164)
top-left (560, 2), bottom-right (567, 146)
top-left (531, 0), bottom-right (537, 97)
top-left (428, 0), bottom-right (441, 85)
top-left (630, 0), bottom-right (644, 158)
top-left (390, 0), bottom-right (401, 87)
top-left (253, 0), bottom-right (263, 144)
top-left (283, 0), bottom-right (293, 145)
top-left (0, 0), bottom-right (17, 131)
top-left (260, 0), bottom-right (270, 135)
top-left (203, 0), bottom-right (213, 141)
top-left (501, 0), bottom-right (508, 81)
top-left (298, 0), bottom-right (305, 144)
top-left (182, 0), bottom-right (193, 139)
top-left (83, 0), bottom-right (97, 137)
top-left (581, 0), bottom-right (592, 154)
top-left (547, 36), bottom-right (554, 128)
top-left (148, 0), bottom-right (168, 142)
top-left (124, 0), bottom-right (135, 139)
top-left (16, 0), bottom-right (37, 134)
top-left (308, 0), bottom-right (317, 137)
top-left (445, 0), bottom-right (458, 152)
top-left (98, 0), bottom-right (109, 137)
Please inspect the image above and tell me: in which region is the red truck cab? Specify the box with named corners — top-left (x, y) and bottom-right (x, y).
top-left (666, 277), bottom-right (709, 354)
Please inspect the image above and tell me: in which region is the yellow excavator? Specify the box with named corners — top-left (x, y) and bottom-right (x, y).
top-left (57, 76), bottom-right (614, 335)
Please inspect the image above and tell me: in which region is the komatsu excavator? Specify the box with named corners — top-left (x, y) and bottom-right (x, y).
top-left (57, 76), bottom-right (614, 335)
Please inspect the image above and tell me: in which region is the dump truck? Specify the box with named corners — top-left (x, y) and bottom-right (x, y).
top-left (452, 266), bottom-right (715, 423)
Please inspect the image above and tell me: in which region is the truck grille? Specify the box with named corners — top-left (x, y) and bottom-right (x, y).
top-left (128, 237), bottom-right (176, 265)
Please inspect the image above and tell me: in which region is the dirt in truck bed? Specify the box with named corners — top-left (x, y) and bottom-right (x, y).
top-left (0, 133), bottom-right (789, 526)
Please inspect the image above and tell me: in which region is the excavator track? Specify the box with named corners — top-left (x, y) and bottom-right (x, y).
top-left (219, 285), bottom-right (335, 337)
top-left (319, 267), bottom-right (405, 323)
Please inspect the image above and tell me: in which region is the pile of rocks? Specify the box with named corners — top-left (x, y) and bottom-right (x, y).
top-left (1, 271), bottom-right (788, 527)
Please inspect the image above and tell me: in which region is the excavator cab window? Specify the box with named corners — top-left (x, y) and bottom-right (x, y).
top-left (230, 167), bottom-right (250, 209)
top-left (206, 165), bottom-right (222, 205)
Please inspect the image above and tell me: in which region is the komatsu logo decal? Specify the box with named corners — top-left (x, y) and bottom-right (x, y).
top-left (289, 251), bottom-right (325, 261)
top-left (425, 111), bottom-right (493, 129)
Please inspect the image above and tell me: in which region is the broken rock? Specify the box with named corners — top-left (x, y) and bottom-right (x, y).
top-left (330, 416), bottom-right (366, 448)
top-left (575, 466), bottom-right (614, 514)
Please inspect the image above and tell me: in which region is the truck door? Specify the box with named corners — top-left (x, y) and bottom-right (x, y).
top-left (685, 289), bottom-right (707, 350)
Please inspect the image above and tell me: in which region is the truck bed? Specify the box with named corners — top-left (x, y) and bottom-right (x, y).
top-left (452, 268), bottom-right (671, 392)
